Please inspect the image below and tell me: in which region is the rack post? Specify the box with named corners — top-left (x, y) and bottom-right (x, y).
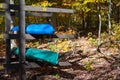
top-left (5, 0), bottom-right (11, 72)
top-left (18, 0), bottom-right (26, 80)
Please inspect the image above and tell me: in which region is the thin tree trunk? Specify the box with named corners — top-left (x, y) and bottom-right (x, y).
top-left (82, 11), bottom-right (85, 30)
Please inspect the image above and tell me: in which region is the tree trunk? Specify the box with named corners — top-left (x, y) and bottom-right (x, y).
top-left (82, 11), bottom-right (85, 30)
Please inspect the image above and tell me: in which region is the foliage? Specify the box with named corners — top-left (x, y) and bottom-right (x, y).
top-left (0, 16), bottom-right (4, 33)
top-left (0, 40), bottom-right (5, 57)
top-left (83, 59), bottom-right (94, 71)
top-left (88, 38), bottom-right (97, 46)
top-left (48, 44), bottom-right (56, 51)
top-left (0, 0), bottom-right (119, 46)
top-left (32, 1), bottom-right (53, 7)
top-left (112, 22), bottom-right (120, 40)
top-left (26, 41), bottom-right (40, 48)
top-left (0, 0), bottom-right (4, 3)
top-left (99, 22), bottom-right (120, 42)
top-left (48, 39), bottom-right (73, 52)
top-left (0, 34), bottom-right (3, 38)
top-left (55, 73), bottom-right (60, 79)
top-left (0, 0), bottom-right (119, 30)
top-left (88, 32), bottom-right (97, 46)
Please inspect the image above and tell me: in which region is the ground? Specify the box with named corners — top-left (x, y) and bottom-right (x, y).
top-left (0, 37), bottom-right (120, 80)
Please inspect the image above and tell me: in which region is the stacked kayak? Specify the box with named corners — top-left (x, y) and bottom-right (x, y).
top-left (11, 24), bottom-right (58, 65)
top-left (12, 48), bottom-right (59, 65)
top-left (11, 24), bottom-right (55, 35)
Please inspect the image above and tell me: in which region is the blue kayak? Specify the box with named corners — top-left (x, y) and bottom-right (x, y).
top-left (11, 24), bottom-right (55, 35)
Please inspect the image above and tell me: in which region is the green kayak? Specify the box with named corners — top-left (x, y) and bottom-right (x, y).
top-left (12, 48), bottom-right (59, 65)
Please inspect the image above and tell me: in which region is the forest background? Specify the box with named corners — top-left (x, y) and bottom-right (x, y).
top-left (0, 0), bottom-right (119, 33)
top-left (0, 0), bottom-right (120, 55)
top-left (0, 0), bottom-right (120, 36)
top-left (0, 0), bottom-right (120, 79)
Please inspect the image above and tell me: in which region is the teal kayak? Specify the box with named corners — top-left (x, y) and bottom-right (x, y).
top-left (12, 48), bottom-right (59, 65)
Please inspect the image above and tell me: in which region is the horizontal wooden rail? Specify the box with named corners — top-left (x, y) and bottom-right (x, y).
top-left (0, 57), bottom-right (72, 69)
top-left (0, 3), bottom-right (75, 13)
top-left (0, 11), bottom-right (52, 17)
top-left (4, 34), bottom-right (76, 39)
top-left (25, 6), bottom-right (74, 13)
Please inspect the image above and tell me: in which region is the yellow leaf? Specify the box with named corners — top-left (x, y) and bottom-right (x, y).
top-left (0, 4), bottom-right (3, 8)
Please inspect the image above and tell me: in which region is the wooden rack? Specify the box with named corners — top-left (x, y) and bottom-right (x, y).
top-left (0, 0), bottom-right (75, 80)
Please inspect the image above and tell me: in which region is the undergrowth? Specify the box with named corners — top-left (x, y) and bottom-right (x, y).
top-left (112, 23), bottom-right (120, 40)
top-left (87, 32), bottom-right (97, 47)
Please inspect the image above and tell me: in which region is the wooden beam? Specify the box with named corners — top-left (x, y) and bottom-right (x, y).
top-left (25, 6), bottom-right (75, 13)
top-left (0, 11), bottom-right (53, 17)
top-left (3, 61), bottom-right (72, 70)
top-left (5, 0), bottom-right (11, 72)
top-left (11, 12), bottom-right (53, 17)
top-left (0, 3), bottom-right (75, 13)
top-left (26, 12), bottom-right (52, 17)
top-left (18, 0), bottom-right (26, 80)
top-left (25, 34), bottom-right (76, 39)
top-left (4, 34), bottom-right (76, 39)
